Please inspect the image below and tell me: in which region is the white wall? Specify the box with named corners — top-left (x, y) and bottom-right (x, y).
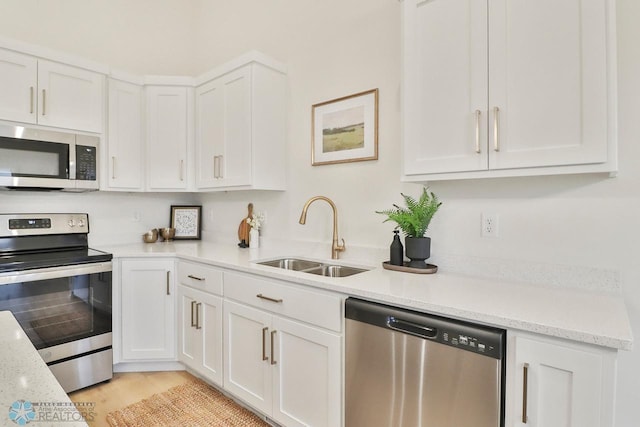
top-left (0, 0), bottom-right (198, 75)
top-left (0, 0), bottom-right (639, 424)
top-left (0, 191), bottom-right (196, 246)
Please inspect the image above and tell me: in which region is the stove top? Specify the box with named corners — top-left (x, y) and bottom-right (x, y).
top-left (0, 213), bottom-right (112, 273)
top-left (0, 247), bottom-right (112, 273)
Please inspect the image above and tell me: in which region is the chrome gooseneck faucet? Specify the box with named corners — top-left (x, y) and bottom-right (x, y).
top-left (299, 196), bottom-right (345, 259)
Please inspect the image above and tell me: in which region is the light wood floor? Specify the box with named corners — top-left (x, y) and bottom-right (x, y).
top-left (68, 370), bottom-right (195, 427)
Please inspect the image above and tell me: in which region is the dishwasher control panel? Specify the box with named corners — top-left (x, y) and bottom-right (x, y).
top-left (346, 297), bottom-right (505, 360)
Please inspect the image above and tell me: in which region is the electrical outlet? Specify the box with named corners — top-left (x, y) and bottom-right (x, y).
top-left (482, 213), bottom-right (499, 237)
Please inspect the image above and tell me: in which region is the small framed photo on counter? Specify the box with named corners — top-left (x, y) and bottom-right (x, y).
top-left (170, 205), bottom-right (202, 240)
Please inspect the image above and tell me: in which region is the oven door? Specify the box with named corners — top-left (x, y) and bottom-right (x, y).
top-left (0, 262), bottom-right (112, 356)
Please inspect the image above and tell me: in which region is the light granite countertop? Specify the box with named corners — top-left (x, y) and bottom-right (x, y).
top-left (0, 311), bottom-right (88, 427)
top-left (102, 241), bottom-right (634, 351)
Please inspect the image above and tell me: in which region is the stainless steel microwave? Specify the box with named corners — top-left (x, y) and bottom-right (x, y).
top-left (0, 124), bottom-right (99, 191)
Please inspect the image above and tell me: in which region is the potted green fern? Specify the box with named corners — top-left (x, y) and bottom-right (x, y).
top-left (376, 187), bottom-right (442, 268)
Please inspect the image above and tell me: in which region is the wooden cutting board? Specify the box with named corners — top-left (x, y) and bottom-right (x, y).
top-left (237, 203), bottom-right (253, 246)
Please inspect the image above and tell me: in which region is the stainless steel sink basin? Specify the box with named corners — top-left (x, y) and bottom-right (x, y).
top-left (257, 258), bottom-right (323, 271)
top-left (256, 258), bottom-right (369, 277)
top-left (305, 264), bottom-right (369, 278)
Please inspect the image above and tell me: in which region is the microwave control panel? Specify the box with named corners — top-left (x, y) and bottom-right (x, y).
top-left (76, 145), bottom-right (97, 181)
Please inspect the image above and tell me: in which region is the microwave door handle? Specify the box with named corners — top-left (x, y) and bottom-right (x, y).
top-left (68, 142), bottom-right (76, 179)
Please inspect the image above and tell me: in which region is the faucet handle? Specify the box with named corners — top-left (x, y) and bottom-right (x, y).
top-left (337, 238), bottom-right (346, 251)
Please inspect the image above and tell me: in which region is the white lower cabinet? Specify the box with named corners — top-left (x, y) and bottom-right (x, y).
top-left (120, 258), bottom-right (176, 361)
top-left (508, 332), bottom-right (616, 427)
top-left (177, 285), bottom-right (223, 386)
top-left (223, 271), bottom-right (343, 427)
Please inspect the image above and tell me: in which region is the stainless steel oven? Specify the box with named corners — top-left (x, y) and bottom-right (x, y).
top-left (0, 213), bottom-right (112, 392)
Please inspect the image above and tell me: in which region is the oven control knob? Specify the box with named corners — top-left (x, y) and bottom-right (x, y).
top-left (68, 219), bottom-right (75, 227)
top-left (78, 219), bottom-right (86, 228)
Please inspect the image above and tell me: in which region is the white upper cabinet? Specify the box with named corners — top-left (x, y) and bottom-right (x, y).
top-left (402, 0), bottom-right (617, 180)
top-left (37, 60), bottom-right (104, 133)
top-left (196, 67), bottom-right (252, 188)
top-left (195, 59), bottom-right (287, 191)
top-left (0, 49), bottom-right (104, 133)
top-left (105, 79), bottom-right (144, 191)
top-left (0, 49), bottom-right (38, 124)
top-left (145, 85), bottom-right (191, 191)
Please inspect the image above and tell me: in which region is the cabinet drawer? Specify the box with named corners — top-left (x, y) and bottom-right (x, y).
top-left (178, 261), bottom-right (223, 296)
top-left (224, 271), bottom-right (342, 332)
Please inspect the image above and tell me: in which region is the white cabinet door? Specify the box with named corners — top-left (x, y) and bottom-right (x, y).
top-left (146, 86), bottom-right (189, 190)
top-left (177, 285), bottom-right (199, 367)
top-left (403, 0), bottom-right (488, 175)
top-left (37, 59), bottom-right (104, 133)
top-left (224, 300), bottom-right (272, 415)
top-left (488, 0), bottom-right (610, 169)
top-left (178, 285), bottom-right (224, 386)
top-left (120, 259), bottom-right (175, 361)
top-left (0, 49), bottom-right (37, 124)
top-left (272, 316), bottom-right (341, 427)
top-left (196, 67), bottom-right (252, 189)
top-left (403, 0), bottom-right (615, 179)
top-left (512, 335), bottom-right (614, 427)
top-left (106, 79), bottom-right (143, 190)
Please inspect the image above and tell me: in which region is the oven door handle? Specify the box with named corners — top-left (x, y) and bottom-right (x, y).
top-left (0, 262), bottom-right (112, 286)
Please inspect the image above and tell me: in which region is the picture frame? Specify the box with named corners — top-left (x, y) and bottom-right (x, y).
top-left (311, 88), bottom-right (379, 166)
top-left (170, 205), bottom-right (202, 240)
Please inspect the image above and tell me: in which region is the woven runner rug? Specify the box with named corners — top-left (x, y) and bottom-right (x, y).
top-left (106, 378), bottom-right (271, 427)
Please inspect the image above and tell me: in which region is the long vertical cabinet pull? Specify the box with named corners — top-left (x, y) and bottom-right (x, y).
top-left (270, 330), bottom-right (277, 365)
top-left (474, 110), bottom-right (482, 153)
top-left (218, 155), bottom-right (223, 179)
top-left (166, 271), bottom-right (170, 295)
top-left (195, 303), bottom-right (202, 330)
top-left (29, 87), bottom-right (34, 114)
top-left (112, 157), bottom-right (117, 179)
top-left (493, 106), bottom-right (500, 152)
top-left (180, 160), bottom-right (185, 181)
top-left (190, 301), bottom-right (197, 327)
top-left (213, 156), bottom-right (218, 178)
top-left (42, 89), bottom-right (46, 116)
top-left (522, 363), bottom-right (530, 423)
top-left (262, 327), bottom-right (269, 361)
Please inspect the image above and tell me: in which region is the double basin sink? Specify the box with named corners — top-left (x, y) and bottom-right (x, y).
top-left (257, 258), bottom-right (369, 278)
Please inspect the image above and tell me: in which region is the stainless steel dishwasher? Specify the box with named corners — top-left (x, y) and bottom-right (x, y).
top-left (345, 298), bottom-right (505, 427)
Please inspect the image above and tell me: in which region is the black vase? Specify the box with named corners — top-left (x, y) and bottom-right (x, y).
top-left (405, 236), bottom-right (431, 269)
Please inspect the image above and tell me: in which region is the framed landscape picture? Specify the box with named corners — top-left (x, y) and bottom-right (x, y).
top-left (311, 88), bottom-right (378, 165)
top-left (170, 205), bottom-right (202, 240)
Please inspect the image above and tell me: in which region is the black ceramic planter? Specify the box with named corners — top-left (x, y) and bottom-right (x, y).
top-left (405, 236), bottom-right (431, 269)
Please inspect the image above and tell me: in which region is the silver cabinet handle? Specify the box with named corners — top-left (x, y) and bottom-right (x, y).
top-left (30, 87), bottom-right (34, 114)
top-left (522, 363), bottom-right (529, 423)
top-left (213, 156), bottom-right (218, 178)
top-left (42, 89), bottom-right (46, 116)
top-left (187, 274), bottom-right (204, 281)
top-left (190, 300), bottom-right (197, 327)
top-left (166, 271), bottom-right (170, 295)
top-left (257, 294), bottom-right (283, 303)
top-left (180, 160), bottom-right (184, 181)
top-left (474, 110), bottom-right (481, 153)
top-left (112, 156), bottom-right (116, 179)
top-left (195, 302), bottom-right (202, 330)
top-left (218, 155), bottom-right (223, 178)
top-left (262, 327), bottom-right (269, 361)
top-left (270, 330), bottom-right (277, 365)
top-left (493, 106), bottom-right (500, 152)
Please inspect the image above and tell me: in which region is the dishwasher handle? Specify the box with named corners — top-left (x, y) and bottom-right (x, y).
top-left (387, 317), bottom-right (437, 339)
